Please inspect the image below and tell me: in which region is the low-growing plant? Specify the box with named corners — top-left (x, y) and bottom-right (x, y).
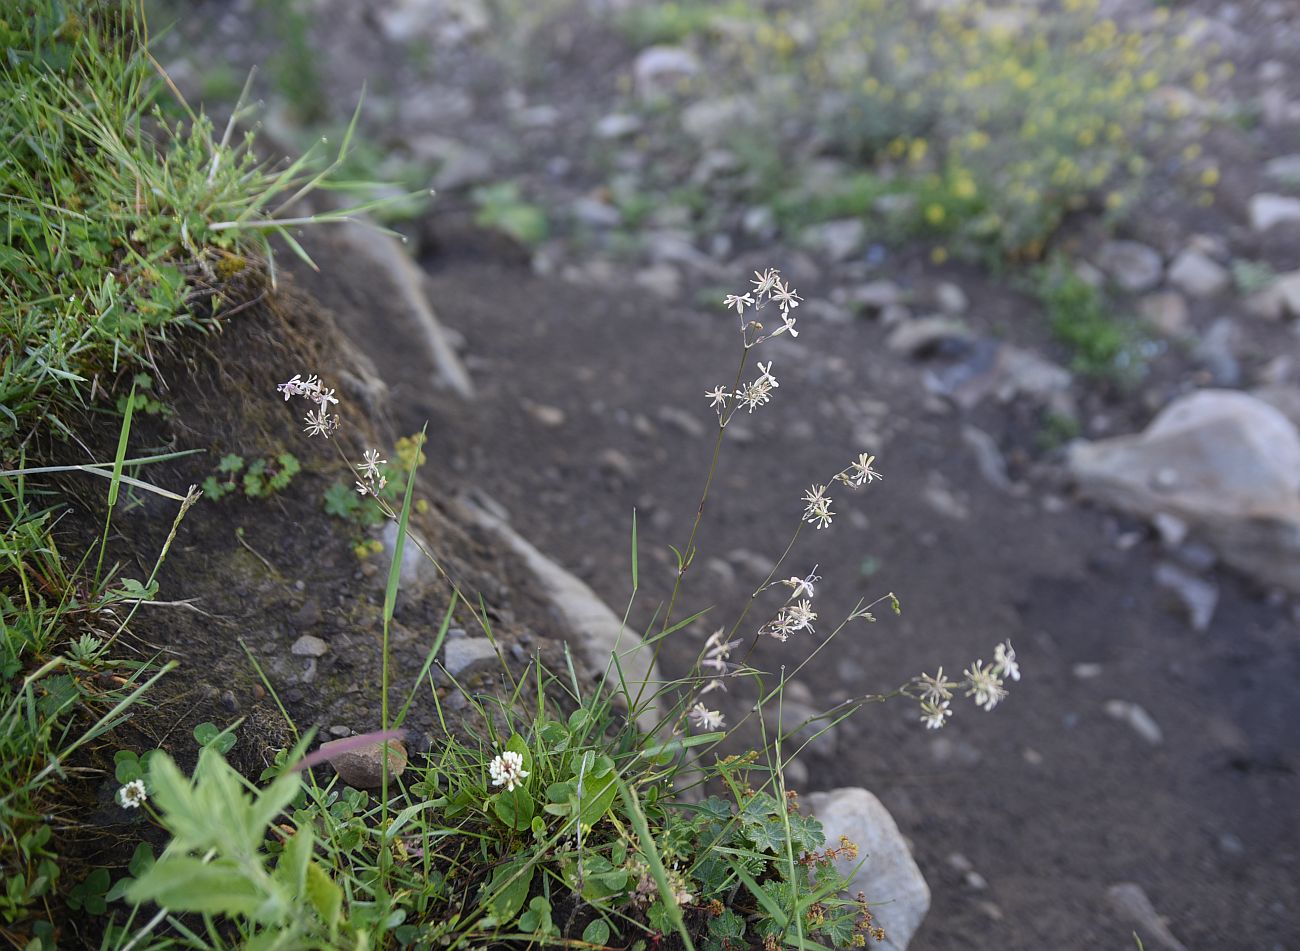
top-left (89, 269), bottom-right (1023, 949)
top-left (472, 182), bottom-right (550, 246)
top-left (1033, 259), bottom-right (1149, 382)
top-left (202, 451), bottom-right (301, 501)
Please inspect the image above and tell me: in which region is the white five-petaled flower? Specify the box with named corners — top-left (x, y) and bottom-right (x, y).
top-left (303, 407), bottom-right (339, 439)
top-left (785, 598), bottom-right (817, 632)
top-left (358, 449), bottom-right (387, 482)
top-left (488, 750), bottom-right (530, 792)
top-left (964, 660), bottom-right (1007, 712)
top-left (916, 667), bottom-right (956, 705)
top-left (802, 485), bottom-right (835, 530)
top-left (765, 610), bottom-right (797, 642)
top-left (277, 375), bottom-right (304, 400)
top-left (724, 293), bottom-right (754, 314)
top-left (705, 385), bottom-right (730, 409)
top-left (735, 378), bottom-right (774, 413)
top-left (751, 268), bottom-right (780, 297)
top-left (702, 627), bottom-right (741, 675)
top-left (754, 360), bottom-right (778, 390)
top-left (779, 313), bottom-right (799, 338)
top-left (770, 278), bottom-right (802, 316)
top-left (118, 779), bottom-right (148, 809)
top-left (920, 700), bottom-right (951, 730)
top-left (781, 566), bottom-right (821, 600)
top-left (993, 640), bottom-right (1020, 682)
top-left (688, 703), bottom-right (725, 731)
top-left (848, 453), bottom-right (883, 486)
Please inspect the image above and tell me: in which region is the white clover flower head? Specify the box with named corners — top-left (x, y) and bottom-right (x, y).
top-left (921, 700), bottom-right (951, 730)
top-left (993, 640), bottom-right (1020, 682)
top-left (781, 566), bottom-right (821, 600)
top-left (848, 453), bottom-right (884, 486)
top-left (724, 293), bottom-right (754, 314)
top-left (357, 448), bottom-right (387, 483)
top-left (688, 703), bottom-right (725, 731)
top-left (488, 750), bottom-right (530, 792)
top-left (916, 667), bottom-right (956, 704)
top-left (964, 660), bottom-right (1007, 712)
top-left (118, 779), bottom-right (148, 809)
top-left (705, 385), bottom-right (730, 409)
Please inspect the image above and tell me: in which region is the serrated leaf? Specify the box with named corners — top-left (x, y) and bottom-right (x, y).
top-left (305, 861), bottom-right (343, 935)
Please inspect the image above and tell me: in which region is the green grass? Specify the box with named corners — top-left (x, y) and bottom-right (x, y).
top-left (1033, 260), bottom-right (1147, 381)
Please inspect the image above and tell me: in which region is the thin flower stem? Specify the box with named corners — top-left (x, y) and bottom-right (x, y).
top-left (632, 345), bottom-right (751, 712)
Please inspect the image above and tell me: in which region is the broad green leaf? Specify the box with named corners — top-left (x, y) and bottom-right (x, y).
top-left (125, 857), bottom-right (270, 919)
top-left (485, 860), bottom-right (534, 925)
top-left (582, 918), bottom-right (611, 946)
top-left (305, 861), bottom-right (343, 935)
top-left (274, 826), bottom-right (312, 896)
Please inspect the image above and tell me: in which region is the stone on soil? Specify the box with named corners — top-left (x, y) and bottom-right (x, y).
top-left (1067, 389), bottom-right (1300, 593)
top-left (381, 521), bottom-right (440, 600)
top-left (1154, 562), bottom-right (1218, 632)
top-left (319, 736), bottom-right (408, 790)
top-left (805, 788), bottom-right (930, 951)
top-left (1106, 883), bottom-right (1188, 951)
top-left (1166, 248), bottom-right (1229, 298)
top-left (291, 635), bottom-right (329, 658)
top-left (1095, 240), bottom-right (1163, 293)
top-left (1104, 700), bottom-right (1164, 745)
top-left (1264, 153), bottom-right (1300, 182)
top-left (886, 316), bottom-right (971, 356)
top-left (443, 637), bottom-right (499, 676)
top-left (1249, 193), bottom-right (1300, 231)
top-left (1137, 291), bottom-right (1190, 336)
top-left (633, 45), bottom-right (701, 99)
top-left (802, 218), bottom-right (867, 263)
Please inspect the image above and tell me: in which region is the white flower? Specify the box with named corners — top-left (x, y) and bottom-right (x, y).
top-left (688, 703), bottom-right (725, 731)
top-left (754, 360), bottom-right (778, 390)
top-left (916, 667), bottom-right (956, 704)
top-left (751, 268), bottom-right (780, 297)
top-left (920, 700), bottom-right (951, 730)
top-left (770, 278), bottom-right (802, 315)
top-left (705, 385), bottom-right (729, 409)
top-left (118, 779), bottom-right (148, 809)
top-left (766, 610), bottom-right (797, 642)
top-left (785, 598), bottom-right (817, 632)
top-left (355, 481), bottom-right (371, 496)
top-left (303, 408), bottom-right (339, 438)
top-left (702, 627), bottom-right (741, 674)
top-left (698, 678), bottom-right (726, 696)
top-left (779, 313), bottom-right (799, 338)
top-left (311, 386), bottom-right (338, 408)
top-left (277, 375), bottom-right (304, 400)
top-left (993, 640), bottom-right (1020, 682)
top-left (781, 566), bottom-right (820, 600)
top-left (800, 498), bottom-right (832, 527)
top-left (488, 750), bottom-right (530, 792)
top-left (848, 453), bottom-right (883, 486)
top-left (724, 293), bottom-right (754, 314)
top-left (735, 378), bottom-right (774, 413)
top-left (358, 449), bottom-right (386, 482)
top-left (964, 660), bottom-right (1007, 712)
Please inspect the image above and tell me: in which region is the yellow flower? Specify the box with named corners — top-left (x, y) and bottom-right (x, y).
top-left (953, 177), bottom-right (977, 200)
top-left (1199, 166), bottom-right (1219, 187)
top-left (931, 246), bottom-right (949, 264)
top-left (908, 138), bottom-right (928, 163)
top-left (925, 203), bottom-right (946, 225)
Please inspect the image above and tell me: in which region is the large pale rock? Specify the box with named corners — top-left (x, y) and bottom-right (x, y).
top-left (806, 788), bottom-right (930, 950)
top-left (458, 492), bottom-right (661, 729)
top-left (1167, 248), bottom-right (1229, 298)
top-left (1095, 240), bottom-right (1163, 293)
top-left (1067, 390), bottom-right (1300, 592)
top-left (319, 736), bottom-right (407, 790)
top-left (1249, 193), bottom-right (1300, 231)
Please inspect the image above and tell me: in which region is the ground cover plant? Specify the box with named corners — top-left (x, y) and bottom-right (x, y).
top-left (78, 273), bottom-right (1021, 949)
top-left (619, 0), bottom-right (1223, 263)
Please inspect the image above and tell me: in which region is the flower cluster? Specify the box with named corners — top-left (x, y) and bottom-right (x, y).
top-left (801, 484), bottom-right (834, 530)
top-left (762, 575), bottom-right (819, 643)
top-left (355, 448), bottom-right (388, 496)
top-left (277, 373), bottom-right (341, 438)
top-left (913, 640), bottom-right (1020, 730)
top-left (488, 750), bottom-right (530, 792)
top-left (688, 702), bottom-right (725, 731)
top-left (707, 269), bottom-right (803, 417)
top-left (117, 779), bottom-right (148, 809)
top-left (799, 453), bottom-right (886, 531)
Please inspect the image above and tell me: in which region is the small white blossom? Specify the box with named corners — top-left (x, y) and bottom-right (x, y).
top-left (118, 779), bottom-right (148, 809)
top-left (735, 378), bottom-right (774, 413)
top-left (705, 385), bottom-right (730, 409)
top-left (781, 566), bottom-right (820, 600)
top-left (804, 498), bottom-right (834, 530)
top-left (779, 312), bottom-right (799, 338)
top-left (770, 278), bottom-right (802, 316)
top-left (920, 700), bottom-right (951, 730)
top-left (303, 407), bottom-right (339, 439)
top-left (964, 660), bottom-right (1007, 712)
top-left (754, 361), bottom-right (778, 390)
top-left (488, 750), bottom-right (530, 792)
top-left (751, 268), bottom-right (780, 297)
top-left (688, 703), bottom-right (725, 731)
top-left (785, 598), bottom-right (817, 632)
top-left (355, 481), bottom-right (371, 496)
top-left (916, 667), bottom-right (956, 704)
top-left (702, 627), bottom-right (741, 675)
top-left (310, 386), bottom-right (338, 408)
top-left (358, 449), bottom-right (386, 482)
top-left (847, 453), bottom-right (883, 486)
top-left (993, 640), bottom-right (1020, 682)
top-left (724, 293), bottom-right (754, 314)
top-left (277, 375), bottom-right (304, 400)
top-left (765, 610), bottom-right (797, 642)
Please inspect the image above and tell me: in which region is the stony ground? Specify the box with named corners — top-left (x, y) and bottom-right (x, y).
top-left (165, 1), bottom-right (1300, 947)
